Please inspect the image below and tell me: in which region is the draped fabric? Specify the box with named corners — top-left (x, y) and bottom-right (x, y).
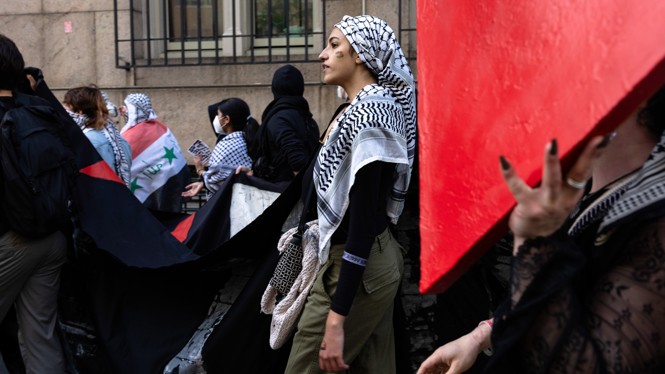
top-left (121, 119), bottom-right (189, 213)
top-left (11, 74), bottom-right (418, 374)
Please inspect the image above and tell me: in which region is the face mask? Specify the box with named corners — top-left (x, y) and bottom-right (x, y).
top-left (212, 115), bottom-right (224, 134)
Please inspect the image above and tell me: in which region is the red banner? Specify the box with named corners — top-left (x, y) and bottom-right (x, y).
top-left (418, 0), bottom-right (665, 293)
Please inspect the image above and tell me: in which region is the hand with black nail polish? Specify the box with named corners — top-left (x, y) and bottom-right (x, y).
top-left (499, 136), bottom-right (607, 251)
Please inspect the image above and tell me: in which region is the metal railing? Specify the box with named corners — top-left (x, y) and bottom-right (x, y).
top-left (114, 0), bottom-right (417, 69)
top-left (114, 0), bottom-right (326, 68)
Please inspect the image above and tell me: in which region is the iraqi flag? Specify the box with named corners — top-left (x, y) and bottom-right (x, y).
top-left (121, 120), bottom-right (190, 213)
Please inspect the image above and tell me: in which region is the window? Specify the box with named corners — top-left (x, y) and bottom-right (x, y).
top-left (398, 0), bottom-right (417, 63)
top-left (254, 0), bottom-right (313, 38)
top-left (253, 0), bottom-right (317, 56)
top-left (114, 0), bottom-right (324, 67)
top-left (168, 0), bottom-right (223, 41)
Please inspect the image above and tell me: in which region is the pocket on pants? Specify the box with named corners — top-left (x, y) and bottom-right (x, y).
top-left (362, 263), bottom-right (401, 294)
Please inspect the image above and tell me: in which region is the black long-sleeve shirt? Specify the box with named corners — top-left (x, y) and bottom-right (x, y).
top-left (329, 161), bottom-right (393, 315)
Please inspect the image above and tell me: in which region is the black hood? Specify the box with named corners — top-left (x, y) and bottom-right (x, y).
top-left (271, 64), bottom-right (304, 99)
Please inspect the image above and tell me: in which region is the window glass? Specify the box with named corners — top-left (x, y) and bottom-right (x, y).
top-left (254, 0), bottom-right (313, 38)
top-left (169, 0), bottom-right (223, 41)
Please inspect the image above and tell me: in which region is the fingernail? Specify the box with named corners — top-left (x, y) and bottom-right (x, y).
top-left (596, 133), bottom-right (613, 149)
top-left (499, 155), bottom-right (510, 170)
top-left (549, 139), bottom-right (558, 155)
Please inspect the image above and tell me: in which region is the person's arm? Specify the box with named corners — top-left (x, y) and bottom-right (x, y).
top-left (486, 135), bottom-right (665, 371)
top-left (182, 181), bottom-right (204, 197)
top-left (417, 320), bottom-right (493, 374)
top-left (319, 161), bottom-right (389, 372)
top-left (203, 134), bottom-right (251, 192)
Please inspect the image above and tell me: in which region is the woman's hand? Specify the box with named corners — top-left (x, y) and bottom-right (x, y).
top-left (416, 322), bottom-right (491, 374)
top-left (319, 311), bottom-right (349, 372)
top-left (500, 136), bottom-right (608, 250)
top-left (181, 181), bottom-right (204, 197)
top-left (235, 165), bottom-right (254, 176)
top-left (193, 155), bottom-right (205, 169)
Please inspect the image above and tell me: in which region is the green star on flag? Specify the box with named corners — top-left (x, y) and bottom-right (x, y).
top-left (130, 177), bottom-right (143, 193)
top-left (163, 146), bottom-right (177, 165)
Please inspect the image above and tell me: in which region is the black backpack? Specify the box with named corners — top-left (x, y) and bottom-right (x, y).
top-left (0, 93), bottom-right (77, 237)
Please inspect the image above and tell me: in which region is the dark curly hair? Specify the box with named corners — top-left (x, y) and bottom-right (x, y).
top-left (0, 34), bottom-right (25, 91)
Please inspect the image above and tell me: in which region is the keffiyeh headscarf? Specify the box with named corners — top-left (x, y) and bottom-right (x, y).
top-left (314, 15), bottom-right (416, 263)
top-left (121, 93), bottom-right (158, 131)
top-left (68, 111), bottom-right (132, 187)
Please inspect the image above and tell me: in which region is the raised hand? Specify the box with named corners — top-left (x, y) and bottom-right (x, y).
top-left (500, 136), bottom-right (608, 251)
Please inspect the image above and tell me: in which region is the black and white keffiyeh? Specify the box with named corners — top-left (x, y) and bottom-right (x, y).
top-left (203, 131), bottom-right (253, 194)
top-left (314, 15), bottom-right (416, 263)
top-left (599, 132), bottom-right (665, 231)
top-left (568, 131), bottom-right (665, 237)
top-left (68, 110), bottom-right (132, 187)
top-left (101, 91), bottom-right (119, 118)
top-left (121, 93), bottom-right (158, 131)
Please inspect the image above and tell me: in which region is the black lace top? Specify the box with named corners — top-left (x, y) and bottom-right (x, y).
top-left (487, 181), bottom-right (665, 373)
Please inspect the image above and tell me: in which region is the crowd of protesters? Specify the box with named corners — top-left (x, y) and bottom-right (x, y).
top-left (2, 9), bottom-right (665, 374)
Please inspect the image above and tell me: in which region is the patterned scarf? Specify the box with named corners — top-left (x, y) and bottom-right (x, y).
top-left (204, 131), bottom-right (253, 195)
top-left (568, 131), bottom-right (665, 237)
top-left (314, 15), bottom-right (416, 263)
top-left (68, 110), bottom-right (132, 187)
top-left (101, 91), bottom-right (118, 118)
top-left (121, 93), bottom-right (158, 131)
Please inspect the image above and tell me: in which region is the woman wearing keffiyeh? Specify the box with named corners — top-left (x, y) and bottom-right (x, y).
top-left (119, 93), bottom-right (190, 212)
top-left (285, 16), bottom-right (416, 373)
top-left (63, 86), bottom-right (132, 187)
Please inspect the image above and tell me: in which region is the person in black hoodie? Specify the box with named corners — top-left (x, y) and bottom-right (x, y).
top-left (252, 64), bottom-right (319, 182)
top-left (0, 34), bottom-right (68, 374)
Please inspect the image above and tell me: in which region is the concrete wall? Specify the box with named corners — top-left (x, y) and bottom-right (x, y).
top-left (0, 0), bottom-right (416, 163)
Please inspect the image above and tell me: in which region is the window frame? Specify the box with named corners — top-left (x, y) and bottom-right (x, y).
top-left (128, 0), bottom-right (323, 66)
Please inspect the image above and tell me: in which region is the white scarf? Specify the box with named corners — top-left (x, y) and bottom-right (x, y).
top-left (314, 16), bottom-right (416, 263)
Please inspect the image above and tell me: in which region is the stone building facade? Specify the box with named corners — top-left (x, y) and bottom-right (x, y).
top-left (0, 0), bottom-right (417, 157)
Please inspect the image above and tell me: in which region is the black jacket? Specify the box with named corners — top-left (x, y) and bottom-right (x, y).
top-left (254, 96), bottom-right (319, 182)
